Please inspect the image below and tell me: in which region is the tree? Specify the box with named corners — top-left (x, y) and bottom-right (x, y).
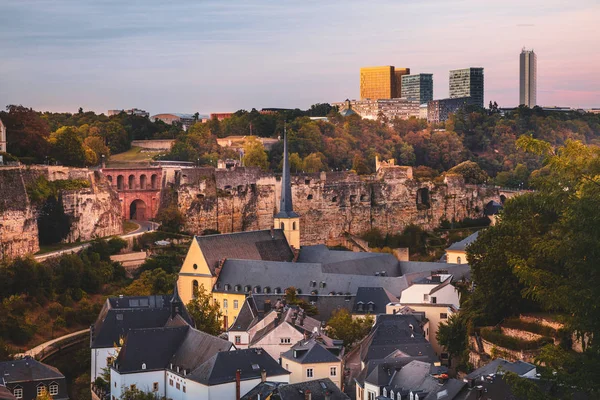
top-left (242, 136), bottom-right (268, 169)
top-left (436, 313), bottom-right (469, 366)
top-left (289, 152), bottom-right (302, 173)
top-left (156, 205), bottom-right (185, 233)
top-left (49, 126), bottom-right (87, 166)
top-left (120, 387), bottom-right (166, 400)
top-left (84, 136), bottom-right (110, 161)
top-left (326, 309), bottom-right (373, 349)
top-left (122, 269), bottom-right (177, 297)
top-left (186, 284), bottom-right (222, 335)
top-left (302, 152), bottom-right (325, 173)
top-left (447, 161), bottom-right (489, 184)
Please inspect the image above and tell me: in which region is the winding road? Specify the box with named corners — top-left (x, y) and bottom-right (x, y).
top-left (34, 220), bottom-right (158, 262)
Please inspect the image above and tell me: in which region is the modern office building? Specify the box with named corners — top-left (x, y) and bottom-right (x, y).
top-left (360, 66), bottom-right (395, 100)
top-left (393, 68), bottom-right (411, 98)
top-left (427, 97), bottom-right (470, 123)
top-left (449, 68), bottom-right (484, 108)
top-left (0, 117), bottom-right (6, 153)
top-left (401, 74), bottom-right (434, 104)
top-left (520, 49), bottom-right (537, 108)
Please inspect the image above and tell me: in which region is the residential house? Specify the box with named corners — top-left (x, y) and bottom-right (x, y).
top-left (356, 359), bottom-right (465, 400)
top-left (280, 338), bottom-right (344, 388)
top-left (445, 231), bottom-right (480, 264)
top-left (352, 287), bottom-right (398, 317)
top-left (242, 378), bottom-right (349, 400)
top-left (0, 357), bottom-right (69, 400)
top-left (457, 359), bottom-right (537, 400)
top-left (90, 285), bottom-right (192, 381)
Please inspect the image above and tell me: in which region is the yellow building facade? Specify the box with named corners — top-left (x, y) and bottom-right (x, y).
top-left (393, 67), bottom-right (410, 98)
top-left (360, 66), bottom-right (395, 100)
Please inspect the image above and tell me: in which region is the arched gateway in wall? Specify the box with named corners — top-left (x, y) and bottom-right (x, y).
top-left (129, 199), bottom-right (147, 221)
top-left (102, 167), bottom-right (162, 221)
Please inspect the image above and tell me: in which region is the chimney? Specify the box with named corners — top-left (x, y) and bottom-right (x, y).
top-left (270, 227), bottom-right (275, 239)
top-left (304, 389), bottom-right (311, 400)
top-left (236, 369), bottom-right (241, 400)
top-left (261, 369), bottom-right (267, 382)
top-left (325, 391), bottom-right (331, 400)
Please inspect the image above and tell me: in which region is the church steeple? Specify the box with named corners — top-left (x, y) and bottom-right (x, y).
top-left (274, 124), bottom-right (300, 249)
top-left (276, 125), bottom-right (298, 219)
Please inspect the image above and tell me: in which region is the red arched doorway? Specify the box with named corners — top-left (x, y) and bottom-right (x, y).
top-left (130, 199), bottom-right (147, 221)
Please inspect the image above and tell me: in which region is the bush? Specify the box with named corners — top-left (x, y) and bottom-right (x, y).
top-left (108, 237), bottom-right (127, 254)
top-left (502, 318), bottom-right (558, 337)
top-left (0, 152), bottom-right (19, 163)
top-left (480, 327), bottom-right (554, 351)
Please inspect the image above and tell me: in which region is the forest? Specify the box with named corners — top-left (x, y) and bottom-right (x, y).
top-left (2, 104), bottom-right (600, 188)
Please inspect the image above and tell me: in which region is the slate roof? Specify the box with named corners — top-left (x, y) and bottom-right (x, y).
top-left (240, 381), bottom-right (282, 400)
top-left (0, 358), bottom-right (64, 383)
top-left (277, 378), bottom-right (350, 399)
top-left (113, 324), bottom-right (232, 374)
top-left (91, 290), bottom-right (193, 349)
top-left (280, 338), bottom-right (341, 365)
top-left (465, 358), bottom-right (536, 380)
top-left (353, 287), bottom-right (398, 315)
top-left (214, 259), bottom-right (409, 298)
top-left (229, 296), bottom-right (260, 332)
top-left (358, 315), bottom-right (438, 364)
top-left (249, 307), bottom-right (324, 346)
top-left (446, 231), bottom-right (480, 251)
top-left (195, 229), bottom-right (294, 274)
top-left (298, 245), bottom-right (401, 277)
top-left (187, 348), bottom-right (290, 386)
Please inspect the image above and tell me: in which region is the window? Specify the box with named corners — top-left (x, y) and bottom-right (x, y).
top-left (169, 379), bottom-right (174, 387)
top-left (106, 357), bottom-right (114, 366)
top-left (115, 382), bottom-right (117, 388)
top-left (431, 296), bottom-right (437, 304)
top-left (281, 338), bottom-right (291, 344)
top-left (292, 222), bottom-right (297, 230)
top-left (130, 384), bottom-right (136, 391)
top-left (235, 336), bottom-right (242, 345)
top-left (192, 280), bottom-right (199, 298)
top-left (13, 387), bottom-right (23, 399)
top-left (368, 391), bottom-right (375, 400)
top-left (330, 366), bottom-right (337, 376)
top-left (233, 300), bottom-right (239, 309)
top-left (49, 383), bottom-right (59, 396)
top-left (223, 299), bottom-right (228, 309)
top-left (153, 382), bottom-right (159, 392)
top-left (440, 313), bottom-right (448, 319)
top-left (183, 386), bottom-right (186, 393)
top-left (37, 385), bottom-right (46, 396)
top-left (423, 294), bottom-right (429, 302)
top-left (280, 222), bottom-right (285, 230)
top-left (176, 383), bottom-right (180, 390)
top-left (457, 256), bottom-right (462, 264)
top-left (306, 368), bottom-right (313, 378)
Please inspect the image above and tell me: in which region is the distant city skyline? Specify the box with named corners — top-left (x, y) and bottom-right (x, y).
top-left (1, 0), bottom-right (599, 114)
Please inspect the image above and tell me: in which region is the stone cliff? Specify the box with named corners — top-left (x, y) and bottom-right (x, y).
top-left (174, 166), bottom-right (506, 245)
top-left (0, 166), bottom-right (123, 260)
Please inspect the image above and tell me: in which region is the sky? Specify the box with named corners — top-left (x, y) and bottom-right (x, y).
top-left (1, 0), bottom-right (599, 115)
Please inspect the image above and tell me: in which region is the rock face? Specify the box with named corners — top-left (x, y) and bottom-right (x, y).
top-left (0, 166), bottom-right (123, 260)
top-left (175, 166), bottom-right (506, 245)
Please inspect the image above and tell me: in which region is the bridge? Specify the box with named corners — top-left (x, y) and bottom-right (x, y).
top-left (101, 167), bottom-right (163, 221)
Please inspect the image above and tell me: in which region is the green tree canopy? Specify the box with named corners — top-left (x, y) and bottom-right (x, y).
top-left (242, 136), bottom-right (268, 170)
top-left (326, 309), bottom-right (373, 350)
top-left (186, 283), bottom-right (222, 336)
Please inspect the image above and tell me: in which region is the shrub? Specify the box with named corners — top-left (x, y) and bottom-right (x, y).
top-left (108, 237), bottom-right (127, 254)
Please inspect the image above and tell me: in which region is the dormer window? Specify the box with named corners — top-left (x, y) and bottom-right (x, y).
top-left (244, 285), bottom-right (251, 293)
top-left (310, 281), bottom-right (317, 288)
top-left (357, 302), bottom-right (364, 312)
top-left (224, 284), bottom-right (230, 291)
top-left (254, 286), bottom-right (261, 293)
top-left (274, 287), bottom-right (281, 294)
top-left (263, 287), bottom-right (271, 294)
top-left (235, 285), bottom-right (241, 292)
top-left (13, 386), bottom-right (23, 399)
top-left (319, 281), bottom-right (326, 288)
top-left (367, 302), bottom-right (374, 312)
top-left (36, 384), bottom-right (46, 396)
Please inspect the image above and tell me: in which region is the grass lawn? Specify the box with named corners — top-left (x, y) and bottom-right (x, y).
top-left (108, 146), bottom-right (162, 166)
top-left (123, 220), bottom-right (139, 234)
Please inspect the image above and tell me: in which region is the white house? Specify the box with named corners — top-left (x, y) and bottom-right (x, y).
top-left (399, 274), bottom-right (460, 308)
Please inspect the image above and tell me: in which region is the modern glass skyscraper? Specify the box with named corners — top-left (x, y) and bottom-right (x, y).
top-left (449, 67), bottom-right (484, 108)
top-left (360, 66), bottom-right (395, 100)
top-left (401, 74), bottom-right (434, 104)
top-left (393, 68), bottom-right (411, 98)
top-left (520, 49), bottom-right (537, 108)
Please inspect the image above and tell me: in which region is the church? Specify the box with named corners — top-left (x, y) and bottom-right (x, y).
top-left (176, 130), bottom-right (469, 328)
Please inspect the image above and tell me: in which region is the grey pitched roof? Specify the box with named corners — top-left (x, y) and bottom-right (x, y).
top-left (246, 294), bottom-right (355, 323)
top-left (114, 327), bottom-right (189, 373)
top-left (169, 326), bottom-right (233, 371)
top-left (446, 231), bottom-right (480, 251)
top-left (280, 338), bottom-right (341, 364)
top-left (187, 348), bottom-right (290, 386)
top-left (277, 378), bottom-right (350, 399)
top-left (229, 296), bottom-right (260, 332)
top-left (250, 308), bottom-right (323, 346)
top-left (275, 129), bottom-right (298, 219)
top-left (358, 315), bottom-right (438, 364)
top-left (91, 295), bottom-right (182, 348)
top-left (195, 229), bottom-right (294, 274)
top-left (214, 259), bottom-right (409, 298)
top-left (423, 378), bottom-right (466, 400)
top-left (298, 245), bottom-right (401, 277)
top-left (465, 358), bottom-right (536, 380)
top-left (0, 358), bottom-right (64, 383)
top-left (240, 381), bottom-right (283, 400)
top-left (353, 287), bottom-right (398, 315)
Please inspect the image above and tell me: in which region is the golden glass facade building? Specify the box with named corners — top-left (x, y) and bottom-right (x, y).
top-left (360, 66), bottom-right (395, 100)
top-left (393, 68), bottom-right (411, 98)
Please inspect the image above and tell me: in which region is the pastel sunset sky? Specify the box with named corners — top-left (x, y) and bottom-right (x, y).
top-left (1, 0), bottom-right (598, 114)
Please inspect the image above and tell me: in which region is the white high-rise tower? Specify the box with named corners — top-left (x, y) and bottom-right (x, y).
top-left (520, 48), bottom-right (537, 108)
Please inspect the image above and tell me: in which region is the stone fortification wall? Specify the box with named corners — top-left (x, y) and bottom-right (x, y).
top-left (0, 166), bottom-right (122, 260)
top-left (175, 165), bottom-right (502, 245)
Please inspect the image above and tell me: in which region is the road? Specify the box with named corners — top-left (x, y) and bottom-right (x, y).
top-left (34, 220), bottom-right (157, 261)
top-left (15, 328), bottom-right (90, 360)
